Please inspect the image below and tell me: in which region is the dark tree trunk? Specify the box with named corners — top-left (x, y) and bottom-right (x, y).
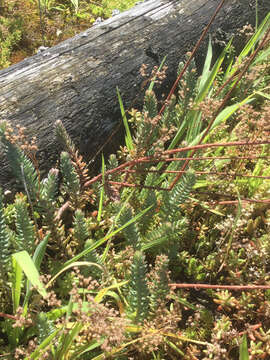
top-left (0, 0), bottom-right (269, 189)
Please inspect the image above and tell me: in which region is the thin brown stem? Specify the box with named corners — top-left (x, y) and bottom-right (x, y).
top-left (214, 68), bottom-right (241, 98)
top-left (108, 180), bottom-right (168, 192)
top-left (0, 312), bottom-right (16, 320)
top-left (143, 0), bottom-right (226, 150)
top-left (159, 0), bottom-right (226, 117)
top-left (121, 168), bottom-right (270, 180)
top-left (169, 283), bottom-right (270, 290)
top-left (84, 139), bottom-right (270, 187)
top-left (211, 199), bottom-right (270, 205)
top-left (168, 25), bottom-right (270, 190)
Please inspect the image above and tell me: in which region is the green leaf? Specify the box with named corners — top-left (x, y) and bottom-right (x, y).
top-left (254, 90), bottom-right (270, 100)
top-left (165, 339), bottom-right (185, 356)
top-left (198, 36), bottom-right (213, 94)
top-left (252, 45), bottom-right (270, 66)
top-left (128, 250), bottom-right (150, 323)
top-left (195, 38), bottom-right (233, 104)
top-left (212, 97), bottom-right (254, 127)
top-left (40, 168), bottom-right (59, 203)
top-left (239, 334), bottom-right (249, 360)
top-left (163, 171), bottom-right (196, 213)
top-left (37, 312), bottom-right (56, 345)
top-left (11, 255), bottom-right (23, 313)
top-left (119, 206), bottom-right (141, 250)
top-left (117, 87), bottom-right (134, 151)
top-left (69, 339), bottom-right (103, 360)
top-left (166, 39), bottom-right (232, 152)
top-left (94, 280), bottom-right (129, 303)
top-left (46, 261), bottom-right (104, 289)
top-left (63, 204), bottom-right (153, 267)
top-left (73, 210), bottom-right (90, 244)
top-left (143, 89), bottom-right (158, 119)
top-left (189, 95), bottom-right (254, 146)
top-left (148, 55), bottom-right (167, 91)
top-left (1, 137), bottom-right (39, 199)
top-left (14, 195), bottom-right (36, 254)
top-left (60, 151), bottom-right (80, 199)
top-left (12, 251), bottom-right (47, 298)
top-left (238, 12), bottom-right (270, 62)
top-left (46, 307), bottom-right (67, 321)
top-left (27, 328), bottom-right (61, 359)
top-left (0, 187), bottom-right (10, 276)
top-left (101, 190), bottom-right (136, 262)
top-left (66, 296), bottom-right (74, 320)
top-left (55, 322), bottom-right (83, 359)
top-left (33, 233), bottom-right (49, 271)
top-left (23, 234), bottom-right (50, 311)
top-left (55, 119), bottom-right (76, 155)
top-left (97, 154), bottom-right (105, 222)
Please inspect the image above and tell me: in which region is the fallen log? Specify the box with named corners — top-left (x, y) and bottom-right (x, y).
top-left (0, 0), bottom-right (269, 189)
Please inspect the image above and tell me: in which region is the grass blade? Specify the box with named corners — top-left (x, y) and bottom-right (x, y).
top-left (148, 55), bottom-right (167, 92)
top-left (11, 255), bottom-right (23, 313)
top-left (94, 280), bottom-right (128, 303)
top-left (23, 234), bottom-right (49, 311)
top-left (46, 261), bottom-right (105, 289)
top-left (63, 204), bottom-right (153, 267)
top-left (55, 322), bottom-right (83, 360)
top-left (239, 334), bottom-right (249, 360)
top-left (197, 36), bottom-right (213, 94)
top-left (117, 87), bottom-right (134, 151)
top-left (238, 12), bottom-right (270, 61)
top-left (97, 154), bottom-right (105, 222)
top-left (33, 233), bottom-right (49, 271)
top-left (12, 251), bottom-right (47, 298)
top-left (195, 38), bottom-right (233, 104)
top-left (69, 339), bottom-right (103, 360)
top-left (189, 95), bottom-right (255, 146)
top-left (27, 329), bottom-right (61, 359)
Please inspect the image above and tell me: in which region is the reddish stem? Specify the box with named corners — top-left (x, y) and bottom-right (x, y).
top-left (84, 139), bottom-right (270, 187)
top-left (159, 0), bottom-right (227, 116)
top-left (144, 0), bottom-right (226, 150)
top-left (169, 283), bottom-right (270, 290)
top-left (168, 25), bottom-right (270, 191)
top-left (0, 312), bottom-right (16, 320)
top-left (121, 168), bottom-right (270, 180)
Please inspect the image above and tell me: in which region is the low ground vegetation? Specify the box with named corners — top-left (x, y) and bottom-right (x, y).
top-left (0, 3), bottom-right (270, 360)
top-left (0, 0), bottom-right (137, 68)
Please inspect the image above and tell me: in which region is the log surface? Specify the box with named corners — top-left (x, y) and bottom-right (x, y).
top-left (0, 0), bottom-right (270, 188)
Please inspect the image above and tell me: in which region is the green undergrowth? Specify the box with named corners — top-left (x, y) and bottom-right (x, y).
top-left (0, 0), bottom-right (137, 69)
top-left (0, 10), bottom-right (270, 360)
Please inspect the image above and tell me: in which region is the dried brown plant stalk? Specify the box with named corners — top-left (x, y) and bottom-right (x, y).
top-left (169, 25), bottom-right (270, 190)
top-left (84, 139), bottom-right (270, 190)
top-left (169, 284), bottom-right (270, 291)
top-left (118, 168), bottom-right (270, 180)
top-left (0, 312), bottom-right (16, 320)
top-left (158, 0), bottom-right (227, 117)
